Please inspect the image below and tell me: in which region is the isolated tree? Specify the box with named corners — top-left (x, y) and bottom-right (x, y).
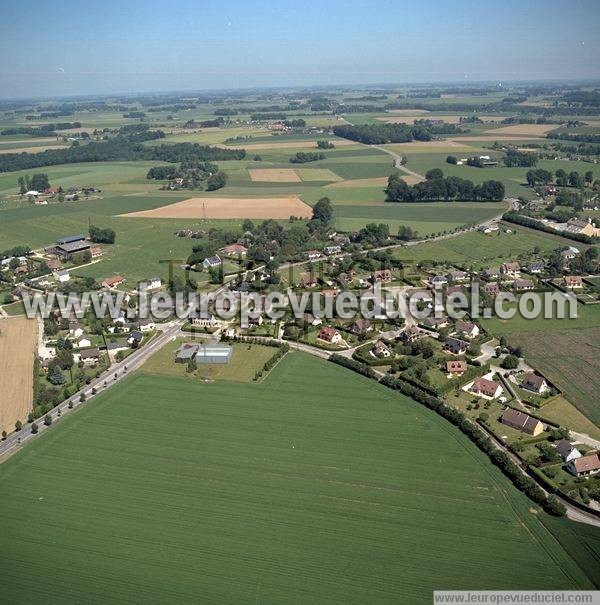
top-left (15, 420), bottom-right (22, 431)
top-left (584, 170), bottom-right (594, 185)
top-left (311, 197), bottom-right (333, 226)
top-left (29, 173), bottom-right (50, 191)
top-left (43, 415), bottom-right (52, 427)
top-left (17, 176), bottom-right (26, 195)
top-left (501, 354), bottom-right (519, 369)
top-left (31, 422), bottom-right (38, 434)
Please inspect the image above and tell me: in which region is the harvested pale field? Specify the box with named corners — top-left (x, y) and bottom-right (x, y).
top-left (387, 140), bottom-right (473, 149)
top-left (0, 137), bottom-right (66, 146)
top-left (222, 139), bottom-right (357, 150)
top-left (294, 168), bottom-right (343, 182)
top-left (119, 196), bottom-right (312, 219)
top-left (484, 124), bottom-right (558, 136)
top-left (0, 316), bottom-right (37, 432)
top-left (249, 168), bottom-right (301, 182)
top-left (0, 144), bottom-right (68, 154)
top-left (386, 109), bottom-right (431, 115)
top-left (377, 115), bottom-right (463, 124)
top-left (449, 135), bottom-right (546, 142)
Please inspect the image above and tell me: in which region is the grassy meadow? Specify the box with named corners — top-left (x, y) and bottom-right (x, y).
top-left (0, 353), bottom-right (598, 604)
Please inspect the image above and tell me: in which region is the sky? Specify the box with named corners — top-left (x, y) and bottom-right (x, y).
top-left (1, 0), bottom-right (599, 99)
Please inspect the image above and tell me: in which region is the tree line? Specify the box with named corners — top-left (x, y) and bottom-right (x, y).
top-left (387, 172), bottom-right (505, 202)
top-left (0, 136), bottom-right (244, 173)
top-left (333, 121), bottom-right (463, 145)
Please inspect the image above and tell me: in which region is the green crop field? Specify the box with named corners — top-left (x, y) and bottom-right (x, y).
top-left (394, 227), bottom-right (579, 270)
top-left (482, 303), bottom-right (600, 424)
top-left (0, 353), bottom-right (597, 603)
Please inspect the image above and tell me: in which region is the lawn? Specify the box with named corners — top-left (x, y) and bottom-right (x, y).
top-left (395, 227), bottom-right (574, 270)
top-left (0, 353), bottom-right (597, 604)
top-left (142, 339), bottom-right (279, 382)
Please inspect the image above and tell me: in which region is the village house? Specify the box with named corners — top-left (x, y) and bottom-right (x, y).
top-left (76, 336), bottom-right (92, 348)
top-left (446, 360), bottom-right (467, 376)
top-left (430, 275), bottom-right (447, 286)
top-left (146, 277), bottom-right (162, 290)
top-left (307, 250), bottom-right (321, 261)
top-left (202, 255), bottom-right (222, 270)
top-left (527, 261), bottom-right (545, 274)
top-left (371, 269), bottom-right (392, 283)
top-left (220, 243), bottom-right (248, 257)
top-left (46, 258), bottom-right (61, 271)
top-left (520, 372), bottom-right (549, 395)
top-left (562, 275), bottom-right (583, 289)
top-left (482, 267), bottom-right (500, 280)
top-left (422, 316), bottom-right (450, 330)
top-left (371, 340), bottom-right (392, 358)
top-left (301, 313), bottom-right (322, 327)
top-left (513, 279), bottom-right (534, 291)
top-left (567, 453), bottom-right (600, 477)
top-left (102, 275), bottom-right (124, 289)
top-left (499, 408), bottom-right (543, 435)
top-left (55, 269), bottom-right (70, 283)
top-left (351, 318), bottom-right (373, 336)
top-left (395, 325), bottom-right (419, 343)
top-left (138, 318), bottom-right (155, 332)
top-left (298, 272), bottom-right (318, 288)
top-left (446, 285), bottom-right (465, 297)
top-left (454, 320), bottom-right (479, 340)
top-left (68, 320), bottom-right (84, 338)
top-left (554, 439), bottom-right (582, 463)
top-left (324, 245), bottom-right (342, 255)
top-left (79, 347), bottom-right (101, 365)
top-left (483, 282), bottom-right (500, 297)
top-left (190, 311), bottom-right (220, 329)
top-left (469, 377), bottom-right (503, 400)
top-left (443, 337), bottom-right (468, 355)
top-left (447, 270), bottom-right (469, 282)
top-left (127, 330), bottom-right (143, 347)
top-left (317, 326), bottom-right (342, 344)
top-left (500, 262), bottom-right (520, 276)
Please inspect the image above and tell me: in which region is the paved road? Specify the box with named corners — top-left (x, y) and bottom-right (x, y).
top-left (371, 144), bottom-right (425, 181)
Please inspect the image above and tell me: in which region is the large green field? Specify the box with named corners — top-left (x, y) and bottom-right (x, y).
top-left (481, 302), bottom-right (600, 424)
top-left (0, 353), bottom-right (597, 603)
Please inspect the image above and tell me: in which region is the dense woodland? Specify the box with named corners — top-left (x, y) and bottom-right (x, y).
top-left (387, 172), bottom-right (505, 202)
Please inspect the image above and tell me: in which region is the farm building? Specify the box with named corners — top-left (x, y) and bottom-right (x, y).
top-left (79, 347), bottom-right (100, 365)
top-left (195, 344), bottom-right (232, 364)
top-left (500, 262), bottom-right (520, 276)
top-left (499, 409), bottom-right (543, 436)
top-left (371, 340), bottom-right (391, 358)
top-left (175, 343), bottom-right (199, 363)
top-left (483, 282), bottom-right (500, 297)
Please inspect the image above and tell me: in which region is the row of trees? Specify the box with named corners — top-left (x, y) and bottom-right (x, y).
top-left (387, 173), bottom-right (505, 202)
